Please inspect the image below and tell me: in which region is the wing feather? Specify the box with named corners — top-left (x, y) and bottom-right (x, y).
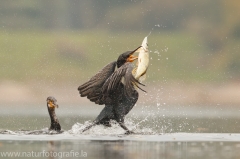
top-left (101, 63), bottom-right (145, 104)
top-left (78, 61), bottom-right (116, 105)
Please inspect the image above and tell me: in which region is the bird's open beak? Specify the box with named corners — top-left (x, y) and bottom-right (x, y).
top-left (132, 46), bottom-right (142, 53)
top-left (135, 47), bottom-right (142, 53)
top-left (126, 46), bottom-right (143, 62)
top-left (134, 37), bottom-right (148, 52)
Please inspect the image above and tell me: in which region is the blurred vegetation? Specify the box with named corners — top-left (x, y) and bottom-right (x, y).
top-left (0, 0), bottom-right (240, 83)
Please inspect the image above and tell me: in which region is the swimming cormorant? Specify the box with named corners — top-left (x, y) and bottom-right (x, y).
top-left (78, 45), bottom-right (147, 134)
top-left (46, 96), bottom-right (61, 132)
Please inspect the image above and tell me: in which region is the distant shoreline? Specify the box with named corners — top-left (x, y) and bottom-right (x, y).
top-left (0, 80), bottom-right (239, 106)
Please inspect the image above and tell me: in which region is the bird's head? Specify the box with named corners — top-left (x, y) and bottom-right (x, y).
top-left (117, 46), bottom-right (141, 68)
top-left (47, 96), bottom-right (58, 110)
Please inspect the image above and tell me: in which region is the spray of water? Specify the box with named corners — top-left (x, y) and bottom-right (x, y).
top-left (68, 118), bottom-right (156, 135)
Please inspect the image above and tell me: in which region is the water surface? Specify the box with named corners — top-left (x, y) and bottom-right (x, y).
top-left (1, 104), bottom-right (240, 159)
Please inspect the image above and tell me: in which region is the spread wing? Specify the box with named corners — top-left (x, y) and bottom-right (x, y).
top-left (78, 61), bottom-right (116, 105)
top-left (100, 63), bottom-right (145, 105)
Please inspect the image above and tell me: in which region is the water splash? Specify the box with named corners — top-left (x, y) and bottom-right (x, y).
top-left (146, 31), bottom-right (152, 38)
top-left (68, 118), bottom-right (156, 135)
top-left (0, 117), bottom-right (156, 136)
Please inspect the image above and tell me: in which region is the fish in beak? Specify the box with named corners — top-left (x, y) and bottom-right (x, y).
top-left (135, 36), bottom-right (149, 81)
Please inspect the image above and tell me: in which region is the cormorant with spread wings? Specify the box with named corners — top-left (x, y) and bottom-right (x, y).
top-left (78, 38), bottom-right (149, 134)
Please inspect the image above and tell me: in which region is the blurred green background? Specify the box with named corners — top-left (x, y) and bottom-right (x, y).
top-left (0, 0), bottom-right (240, 106)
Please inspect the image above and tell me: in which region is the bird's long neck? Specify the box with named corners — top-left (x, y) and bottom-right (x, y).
top-left (48, 107), bottom-right (59, 123)
top-left (47, 105), bottom-right (60, 131)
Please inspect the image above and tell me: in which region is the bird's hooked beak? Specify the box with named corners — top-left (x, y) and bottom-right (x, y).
top-left (126, 46), bottom-right (142, 62)
top-left (135, 36), bottom-right (149, 52)
top-left (47, 99), bottom-right (59, 109)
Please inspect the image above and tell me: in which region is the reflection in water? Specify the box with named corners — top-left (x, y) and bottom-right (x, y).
top-left (0, 140), bottom-right (240, 159)
top-left (48, 141), bottom-right (56, 159)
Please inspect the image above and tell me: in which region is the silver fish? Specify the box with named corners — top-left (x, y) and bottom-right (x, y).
top-left (134, 36), bottom-right (149, 82)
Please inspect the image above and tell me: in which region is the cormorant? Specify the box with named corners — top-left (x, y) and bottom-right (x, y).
top-left (78, 44), bottom-right (147, 134)
top-left (46, 96), bottom-right (61, 132)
